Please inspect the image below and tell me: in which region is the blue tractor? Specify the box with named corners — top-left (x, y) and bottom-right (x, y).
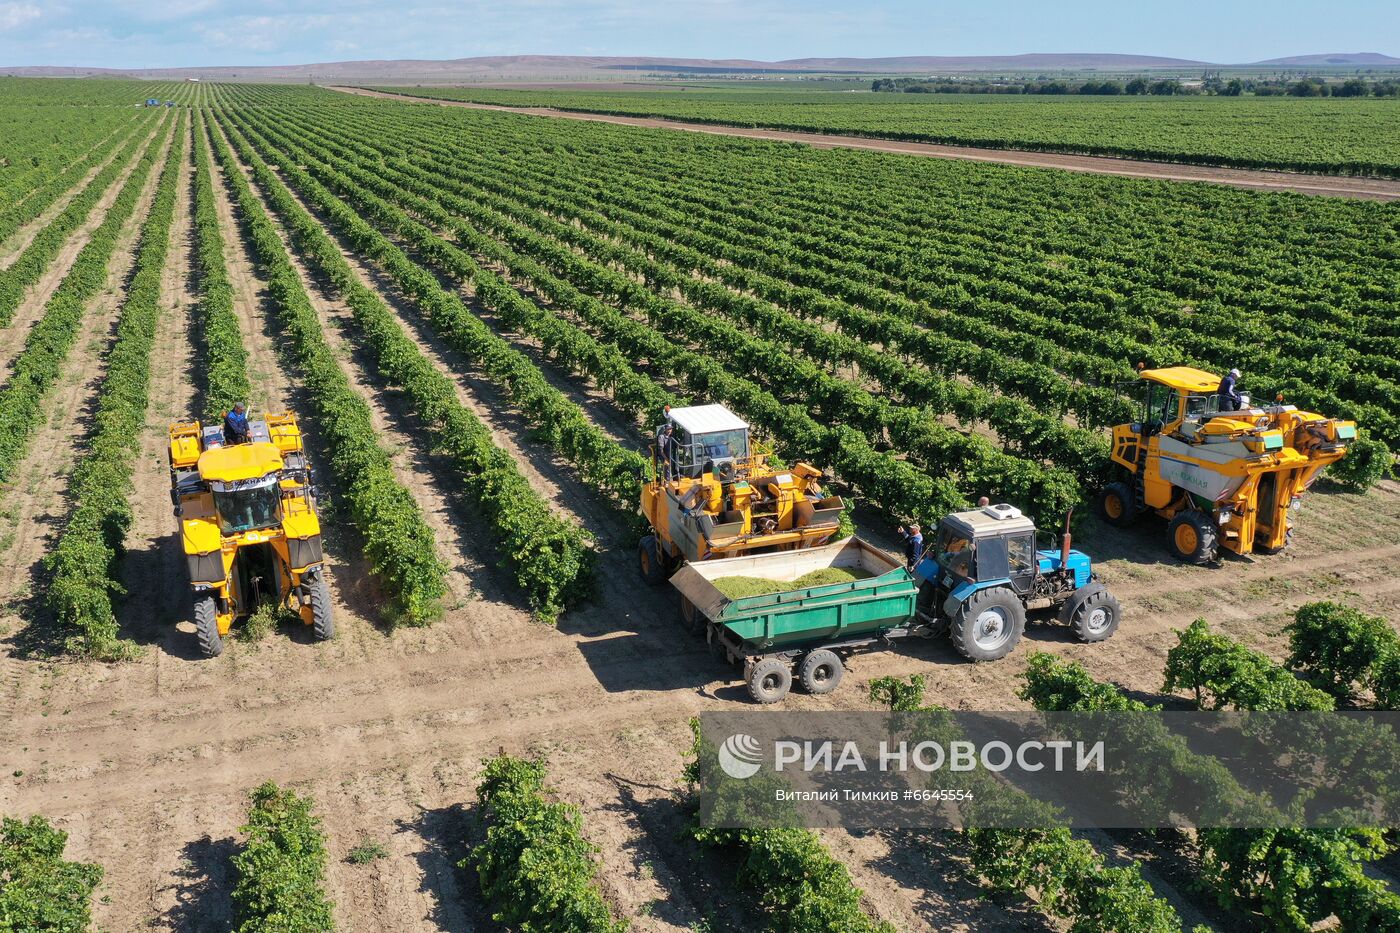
top-left (912, 503), bottom-right (1121, 661)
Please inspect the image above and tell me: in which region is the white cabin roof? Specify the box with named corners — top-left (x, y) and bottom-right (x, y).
top-left (668, 404), bottom-right (748, 435)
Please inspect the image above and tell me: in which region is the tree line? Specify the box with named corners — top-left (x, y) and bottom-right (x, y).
top-left (872, 75), bottom-right (1400, 97)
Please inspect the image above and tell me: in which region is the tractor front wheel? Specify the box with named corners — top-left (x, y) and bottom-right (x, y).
top-left (194, 596), bottom-right (223, 659)
top-left (309, 576), bottom-right (335, 642)
top-left (950, 587), bottom-right (1025, 662)
top-left (1167, 511), bottom-right (1219, 565)
top-left (1098, 482), bottom-right (1137, 528)
top-left (638, 534), bottom-right (667, 585)
top-left (1067, 586), bottom-right (1122, 643)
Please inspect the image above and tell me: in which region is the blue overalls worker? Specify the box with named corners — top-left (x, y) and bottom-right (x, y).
top-left (1218, 368), bottom-right (1243, 411)
top-left (898, 523), bottom-right (924, 570)
top-left (223, 402), bottom-right (250, 445)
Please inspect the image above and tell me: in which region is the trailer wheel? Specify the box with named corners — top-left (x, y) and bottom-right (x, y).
top-left (309, 576), bottom-right (335, 642)
top-left (747, 659), bottom-right (792, 704)
top-left (194, 596), bottom-right (223, 659)
top-left (950, 587), bottom-right (1024, 662)
top-left (638, 535), bottom-right (666, 585)
top-left (1167, 511), bottom-right (1218, 565)
top-left (1069, 588), bottom-right (1121, 643)
top-left (1097, 482), bottom-right (1137, 528)
top-left (679, 597), bottom-right (702, 635)
top-left (798, 650), bottom-right (844, 695)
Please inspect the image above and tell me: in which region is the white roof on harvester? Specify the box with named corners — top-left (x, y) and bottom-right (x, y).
top-left (668, 404), bottom-right (749, 435)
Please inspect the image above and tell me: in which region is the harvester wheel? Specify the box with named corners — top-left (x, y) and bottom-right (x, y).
top-left (1068, 587), bottom-right (1122, 643)
top-left (679, 597), bottom-right (702, 635)
top-left (747, 658), bottom-right (792, 704)
top-left (194, 596), bottom-right (223, 659)
top-left (798, 650), bottom-right (844, 695)
top-left (309, 576), bottom-right (335, 641)
top-left (1097, 482), bottom-right (1137, 528)
top-left (638, 535), bottom-right (666, 586)
top-left (950, 587), bottom-right (1025, 662)
top-left (1167, 511), bottom-right (1218, 565)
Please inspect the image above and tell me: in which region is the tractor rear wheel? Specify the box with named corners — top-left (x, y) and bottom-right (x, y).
top-left (194, 596), bottom-right (223, 659)
top-left (309, 576), bottom-right (335, 642)
top-left (1167, 511), bottom-right (1219, 565)
top-left (638, 535), bottom-right (666, 585)
top-left (950, 587), bottom-right (1025, 662)
top-left (747, 658), bottom-right (792, 704)
top-left (798, 650), bottom-right (844, 695)
top-left (1098, 482), bottom-right (1137, 528)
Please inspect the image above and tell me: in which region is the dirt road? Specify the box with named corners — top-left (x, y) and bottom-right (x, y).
top-left (330, 86), bottom-right (1400, 202)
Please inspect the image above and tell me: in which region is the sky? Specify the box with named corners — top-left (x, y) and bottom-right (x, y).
top-left (0, 0), bottom-right (1395, 69)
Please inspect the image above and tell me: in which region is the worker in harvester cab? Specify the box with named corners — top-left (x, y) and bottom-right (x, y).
top-left (223, 402), bottom-right (250, 445)
top-left (655, 421), bottom-right (676, 480)
top-left (897, 522), bottom-right (924, 570)
top-left (1218, 368), bottom-right (1243, 412)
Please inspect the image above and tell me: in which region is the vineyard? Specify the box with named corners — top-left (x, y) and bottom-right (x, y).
top-left (366, 85), bottom-right (1400, 176)
top-left (0, 77), bottom-right (1398, 931)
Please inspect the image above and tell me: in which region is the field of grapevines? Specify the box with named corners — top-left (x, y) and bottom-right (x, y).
top-left (1, 78), bottom-right (1398, 931)
top-left (368, 85), bottom-right (1400, 176)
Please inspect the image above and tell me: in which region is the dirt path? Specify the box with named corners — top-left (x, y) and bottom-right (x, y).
top-left (330, 87), bottom-right (1400, 202)
top-left (0, 115), bottom-right (169, 382)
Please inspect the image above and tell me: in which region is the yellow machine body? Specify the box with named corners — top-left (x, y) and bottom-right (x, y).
top-left (169, 413), bottom-right (327, 638)
top-left (1108, 367), bottom-right (1355, 558)
top-left (639, 404), bottom-right (845, 570)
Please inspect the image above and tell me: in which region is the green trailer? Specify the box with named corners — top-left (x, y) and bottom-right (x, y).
top-left (669, 537), bottom-right (928, 702)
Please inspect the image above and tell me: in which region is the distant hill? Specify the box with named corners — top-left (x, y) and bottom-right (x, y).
top-left (1254, 52), bottom-right (1400, 66)
top-left (3, 52), bottom-right (1397, 83)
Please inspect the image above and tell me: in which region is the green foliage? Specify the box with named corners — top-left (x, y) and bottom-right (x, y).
top-left (231, 782), bottom-right (334, 932)
top-left (346, 841), bottom-right (387, 865)
top-left (467, 755), bottom-right (626, 933)
top-left (191, 111), bottom-right (250, 420)
top-left (204, 115), bottom-right (448, 626)
top-left (0, 117), bottom-right (168, 490)
top-left (1019, 651), bottom-right (1153, 711)
top-left (683, 722), bottom-right (894, 933)
top-left (1284, 601), bottom-right (1399, 702)
top-left (42, 113), bottom-right (186, 662)
top-left (213, 113), bottom-right (596, 623)
top-left (1163, 618), bottom-right (1334, 711)
top-left (0, 815), bottom-right (103, 933)
top-left (1326, 431), bottom-right (1393, 491)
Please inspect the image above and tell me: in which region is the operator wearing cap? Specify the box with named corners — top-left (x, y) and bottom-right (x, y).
top-left (1218, 368), bottom-right (1243, 412)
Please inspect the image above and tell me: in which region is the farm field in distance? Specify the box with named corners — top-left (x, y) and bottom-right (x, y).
top-left (1, 77), bottom-right (1398, 931)
top-left (368, 84), bottom-right (1400, 176)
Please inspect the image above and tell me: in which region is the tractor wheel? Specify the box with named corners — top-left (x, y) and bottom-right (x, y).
top-left (798, 649), bottom-right (844, 695)
top-left (1167, 511), bottom-right (1219, 565)
top-left (950, 587), bottom-right (1025, 662)
top-left (1097, 482), bottom-right (1137, 528)
top-left (638, 535), bottom-right (666, 586)
top-left (747, 658), bottom-right (792, 704)
top-left (1070, 588), bottom-right (1122, 643)
top-left (309, 576), bottom-right (335, 642)
top-left (194, 596), bottom-right (223, 659)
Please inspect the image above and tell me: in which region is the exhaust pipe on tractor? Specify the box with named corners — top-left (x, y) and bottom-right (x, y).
top-left (1060, 507), bottom-right (1074, 568)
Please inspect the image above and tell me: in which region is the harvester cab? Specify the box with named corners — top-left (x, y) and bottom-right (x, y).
top-left (168, 413), bottom-right (333, 657)
top-left (911, 503), bottom-right (1120, 661)
top-left (1099, 366), bottom-right (1355, 564)
top-left (638, 404), bottom-right (846, 582)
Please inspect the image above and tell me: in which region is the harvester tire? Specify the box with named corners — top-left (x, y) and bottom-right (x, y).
top-left (639, 535), bottom-right (666, 586)
top-left (798, 650), bottom-right (844, 695)
top-left (747, 658), bottom-right (792, 704)
top-left (194, 596), bottom-right (223, 659)
top-left (950, 587), bottom-right (1025, 662)
top-left (309, 577), bottom-right (335, 642)
top-left (1167, 511), bottom-right (1219, 565)
top-left (1068, 587), bottom-right (1122, 643)
top-left (1097, 482), bottom-right (1137, 528)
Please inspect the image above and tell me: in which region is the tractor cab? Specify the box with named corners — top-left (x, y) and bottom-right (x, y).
top-left (915, 503), bottom-right (1091, 599)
